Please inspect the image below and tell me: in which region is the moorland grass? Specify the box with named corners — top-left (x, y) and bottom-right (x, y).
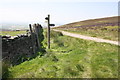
top-left (7, 30), bottom-right (118, 78)
top-left (62, 26), bottom-right (118, 41)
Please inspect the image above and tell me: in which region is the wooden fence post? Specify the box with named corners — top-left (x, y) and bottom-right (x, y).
top-left (34, 24), bottom-right (40, 49)
top-left (29, 24), bottom-right (35, 54)
top-left (29, 24), bottom-right (33, 33)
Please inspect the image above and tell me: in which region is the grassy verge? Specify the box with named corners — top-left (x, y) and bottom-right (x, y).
top-left (1, 31), bottom-right (27, 36)
top-left (7, 30), bottom-right (118, 78)
top-left (58, 26), bottom-right (118, 41)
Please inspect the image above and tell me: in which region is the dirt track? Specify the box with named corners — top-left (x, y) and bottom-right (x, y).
top-left (53, 29), bottom-right (119, 46)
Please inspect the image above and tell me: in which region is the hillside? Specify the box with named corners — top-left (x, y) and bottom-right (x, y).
top-left (55, 16), bottom-right (119, 28)
top-left (54, 16), bottom-right (119, 41)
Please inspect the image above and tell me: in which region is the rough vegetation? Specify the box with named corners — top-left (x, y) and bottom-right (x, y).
top-left (6, 30), bottom-right (118, 78)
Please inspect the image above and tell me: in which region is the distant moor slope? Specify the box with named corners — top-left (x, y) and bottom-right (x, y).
top-left (55, 16), bottom-right (119, 28)
top-left (54, 16), bottom-right (119, 41)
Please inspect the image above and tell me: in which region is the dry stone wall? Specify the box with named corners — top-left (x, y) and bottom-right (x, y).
top-left (2, 33), bottom-right (39, 65)
top-left (2, 24), bottom-right (44, 65)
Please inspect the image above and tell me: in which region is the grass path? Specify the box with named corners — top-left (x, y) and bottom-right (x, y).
top-left (53, 29), bottom-right (119, 46)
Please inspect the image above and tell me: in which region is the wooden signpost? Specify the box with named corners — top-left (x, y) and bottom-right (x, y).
top-left (29, 14), bottom-right (55, 51)
top-left (45, 15), bottom-right (50, 49)
top-left (45, 14), bottom-right (55, 49)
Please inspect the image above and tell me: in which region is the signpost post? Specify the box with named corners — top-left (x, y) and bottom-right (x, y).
top-left (45, 14), bottom-right (55, 49)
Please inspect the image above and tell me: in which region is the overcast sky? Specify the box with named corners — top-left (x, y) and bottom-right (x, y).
top-left (0, 0), bottom-right (118, 26)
